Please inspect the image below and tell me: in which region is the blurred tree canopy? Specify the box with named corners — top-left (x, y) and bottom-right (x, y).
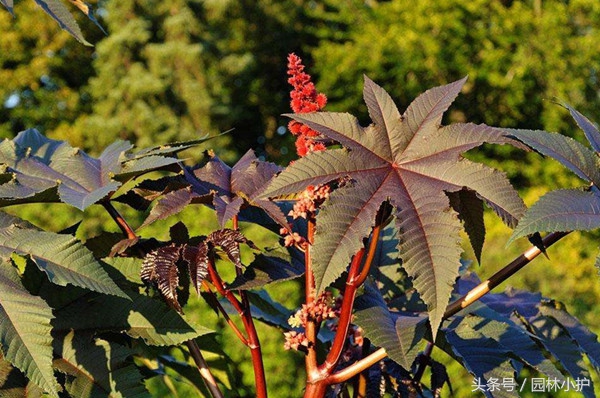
top-left (3, 0), bottom-right (600, 165)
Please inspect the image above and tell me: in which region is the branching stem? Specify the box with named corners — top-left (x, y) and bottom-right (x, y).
top-left (101, 201), bottom-right (224, 398)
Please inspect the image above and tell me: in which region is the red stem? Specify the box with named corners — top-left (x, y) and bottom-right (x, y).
top-left (102, 201), bottom-right (137, 240)
top-left (100, 202), bottom-right (223, 397)
top-left (206, 252), bottom-right (267, 398)
top-left (320, 248), bottom-right (365, 375)
top-left (305, 219), bottom-right (319, 374)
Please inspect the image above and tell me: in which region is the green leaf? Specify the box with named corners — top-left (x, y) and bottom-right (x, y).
top-left (0, 226), bottom-right (127, 298)
top-left (0, 352), bottom-right (45, 397)
top-left (53, 331), bottom-right (149, 397)
top-left (509, 189), bottom-right (600, 244)
top-left (53, 290), bottom-right (212, 346)
top-left (33, 0), bottom-right (91, 45)
top-left (448, 189), bottom-right (485, 263)
top-left (564, 103), bottom-right (600, 154)
top-left (101, 257), bottom-right (144, 285)
top-left (264, 77), bottom-right (525, 338)
top-left (229, 246), bottom-right (304, 290)
top-left (507, 128), bottom-right (600, 185)
top-left (354, 283), bottom-right (427, 370)
top-left (0, 263), bottom-right (59, 396)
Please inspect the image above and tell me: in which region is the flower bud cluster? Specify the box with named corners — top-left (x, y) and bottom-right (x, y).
top-left (284, 291), bottom-right (337, 351)
top-left (289, 184), bottom-right (331, 220)
top-left (287, 53), bottom-right (327, 157)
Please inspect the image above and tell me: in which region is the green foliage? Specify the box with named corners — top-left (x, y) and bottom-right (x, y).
top-left (0, 262), bottom-right (59, 396)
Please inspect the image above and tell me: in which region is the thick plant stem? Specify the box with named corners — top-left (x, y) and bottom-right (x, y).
top-left (320, 248), bottom-right (365, 375)
top-left (304, 222), bottom-right (382, 397)
top-left (305, 219), bottom-right (319, 374)
top-left (186, 340), bottom-right (225, 398)
top-left (444, 231), bottom-right (568, 318)
top-left (413, 231), bottom-right (569, 380)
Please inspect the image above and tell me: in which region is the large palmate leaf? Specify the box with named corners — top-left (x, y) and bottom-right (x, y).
top-left (0, 263), bottom-right (59, 396)
top-left (141, 150), bottom-right (287, 228)
top-left (509, 108), bottom-right (600, 243)
top-left (0, 130), bottom-right (193, 210)
top-left (0, 226), bottom-right (126, 298)
top-left (264, 76), bottom-right (525, 337)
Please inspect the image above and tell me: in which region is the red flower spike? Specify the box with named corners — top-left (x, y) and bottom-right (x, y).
top-left (286, 53), bottom-right (327, 157)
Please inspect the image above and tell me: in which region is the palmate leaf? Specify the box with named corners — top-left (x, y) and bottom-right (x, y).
top-left (509, 189), bottom-right (600, 243)
top-left (441, 316), bottom-right (519, 398)
top-left (264, 76), bottom-right (525, 337)
top-left (0, 263), bottom-right (59, 396)
top-left (53, 331), bottom-right (149, 397)
top-left (509, 108), bottom-right (600, 243)
top-left (142, 150), bottom-right (287, 229)
top-left (0, 130), bottom-right (192, 211)
top-left (0, 226), bottom-right (126, 298)
top-left (448, 272), bottom-right (600, 392)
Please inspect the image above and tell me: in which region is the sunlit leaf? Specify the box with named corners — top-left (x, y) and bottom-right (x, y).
top-left (53, 331), bottom-right (149, 397)
top-left (0, 130), bottom-right (199, 210)
top-left (564, 103), bottom-right (600, 154)
top-left (33, 0), bottom-right (91, 45)
top-left (142, 150), bottom-right (288, 229)
top-left (508, 128), bottom-right (600, 185)
top-left (509, 189), bottom-right (600, 244)
top-left (265, 76), bottom-right (525, 338)
top-left (141, 245), bottom-right (182, 312)
top-left (0, 226), bottom-right (127, 298)
top-left (0, 263), bottom-right (59, 396)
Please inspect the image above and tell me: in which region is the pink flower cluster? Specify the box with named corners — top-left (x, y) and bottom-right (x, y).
top-left (287, 53), bottom-right (327, 157)
top-left (284, 291), bottom-right (337, 351)
top-left (289, 184), bottom-right (331, 220)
